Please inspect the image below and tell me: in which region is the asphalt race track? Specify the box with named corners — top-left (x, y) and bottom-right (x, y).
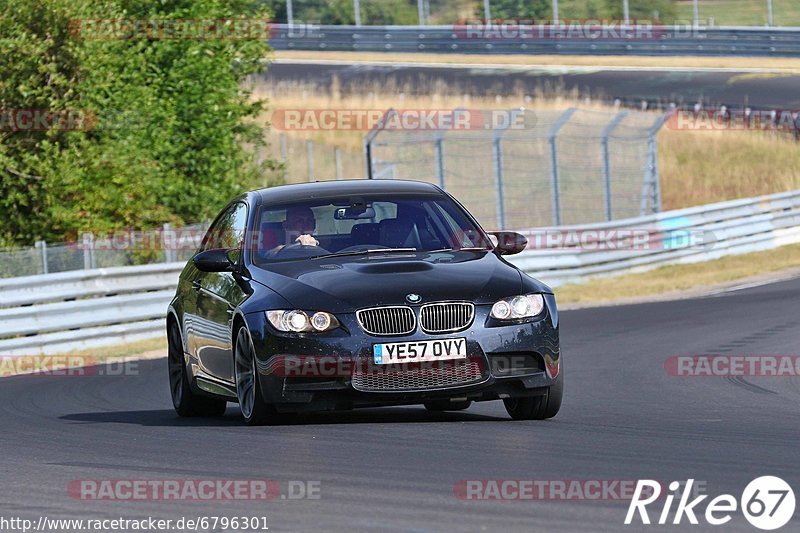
top-left (263, 60), bottom-right (800, 110)
top-left (2, 278), bottom-right (799, 532)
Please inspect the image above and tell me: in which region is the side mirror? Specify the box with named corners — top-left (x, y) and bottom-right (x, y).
top-left (488, 231), bottom-right (528, 255)
top-left (193, 248), bottom-right (236, 272)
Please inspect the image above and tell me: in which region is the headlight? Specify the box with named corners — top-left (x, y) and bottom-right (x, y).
top-left (490, 294), bottom-right (545, 320)
top-left (266, 310), bottom-right (340, 332)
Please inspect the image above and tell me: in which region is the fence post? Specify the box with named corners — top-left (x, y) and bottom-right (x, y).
top-left (363, 108), bottom-right (395, 179)
top-left (306, 140), bottom-right (314, 182)
top-left (600, 110), bottom-right (629, 221)
top-left (767, 0), bottom-right (774, 26)
top-left (649, 138), bottom-right (662, 213)
top-left (651, 113), bottom-right (669, 212)
top-left (82, 232), bottom-right (94, 270)
top-left (491, 136), bottom-right (506, 230)
top-left (334, 147), bottom-right (343, 180)
top-left (434, 132), bottom-right (446, 189)
top-left (641, 112), bottom-right (669, 215)
top-left (363, 140), bottom-right (373, 179)
top-left (489, 108), bottom-right (519, 231)
top-left (163, 223), bottom-right (175, 263)
top-left (279, 133), bottom-right (288, 182)
top-left (35, 240), bottom-right (48, 275)
top-left (417, 0), bottom-right (425, 25)
top-left (547, 108), bottom-right (576, 226)
top-left (353, 0), bottom-right (362, 27)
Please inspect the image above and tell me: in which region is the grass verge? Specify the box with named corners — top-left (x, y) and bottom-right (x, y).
top-left (0, 336), bottom-right (166, 378)
top-left (273, 50), bottom-right (800, 72)
top-left (555, 243), bottom-right (800, 306)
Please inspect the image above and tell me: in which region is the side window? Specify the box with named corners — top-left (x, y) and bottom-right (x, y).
top-left (201, 202), bottom-right (248, 252)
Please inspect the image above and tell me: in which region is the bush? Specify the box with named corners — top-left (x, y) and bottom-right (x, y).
top-left (0, 0), bottom-right (273, 246)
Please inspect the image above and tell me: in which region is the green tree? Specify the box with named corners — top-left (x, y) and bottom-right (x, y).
top-left (0, 0), bottom-right (273, 246)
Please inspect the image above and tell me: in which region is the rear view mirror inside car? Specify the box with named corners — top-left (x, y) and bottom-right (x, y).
top-left (334, 206), bottom-right (376, 220)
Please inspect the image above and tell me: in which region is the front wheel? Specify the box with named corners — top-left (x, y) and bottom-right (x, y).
top-left (168, 322), bottom-right (227, 417)
top-left (503, 367), bottom-right (563, 420)
top-left (234, 326), bottom-right (284, 426)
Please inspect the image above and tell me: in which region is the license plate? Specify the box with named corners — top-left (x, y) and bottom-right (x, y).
top-left (373, 338), bottom-right (467, 365)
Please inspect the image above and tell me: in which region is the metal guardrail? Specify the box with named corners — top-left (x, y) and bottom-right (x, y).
top-left (1, 189), bottom-right (799, 355)
top-left (513, 189), bottom-right (800, 286)
top-left (0, 263), bottom-right (184, 355)
top-left (269, 24), bottom-right (800, 57)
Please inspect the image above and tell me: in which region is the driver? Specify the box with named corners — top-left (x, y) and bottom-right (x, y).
top-left (271, 206), bottom-right (319, 253)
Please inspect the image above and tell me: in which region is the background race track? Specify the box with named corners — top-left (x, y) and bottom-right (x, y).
top-left (264, 60), bottom-right (800, 109)
top-left (1, 278), bottom-right (799, 532)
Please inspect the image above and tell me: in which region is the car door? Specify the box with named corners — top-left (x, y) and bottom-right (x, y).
top-left (191, 201), bottom-right (249, 384)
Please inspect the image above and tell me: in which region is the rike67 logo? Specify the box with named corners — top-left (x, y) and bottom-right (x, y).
top-left (625, 477), bottom-right (795, 530)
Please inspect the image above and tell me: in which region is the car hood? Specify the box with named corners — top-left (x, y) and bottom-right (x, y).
top-left (249, 251), bottom-right (548, 313)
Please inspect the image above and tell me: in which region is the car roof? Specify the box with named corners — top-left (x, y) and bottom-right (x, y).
top-left (253, 179), bottom-right (444, 205)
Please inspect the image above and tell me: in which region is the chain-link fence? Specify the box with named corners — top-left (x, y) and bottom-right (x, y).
top-left (0, 223), bottom-right (206, 279)
top-left (365, 107), bottom-right (667, 229)
top-left (266, 0), bottom-right (800, 27)
top-left (265, 131), bottom-right (364, 183)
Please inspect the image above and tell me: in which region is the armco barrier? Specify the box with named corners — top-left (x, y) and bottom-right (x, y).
top-left (0, 263), bottom-right (184, 356)
top-left (1, 189), bottom-right (799, 355)
top-left (513, 189), bottom-right (800, 286)
top-left (269, 24), bottom-right (800, 57)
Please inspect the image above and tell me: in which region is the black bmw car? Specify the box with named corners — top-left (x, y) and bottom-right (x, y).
top-left (167, 179), bottom-right (562, 425)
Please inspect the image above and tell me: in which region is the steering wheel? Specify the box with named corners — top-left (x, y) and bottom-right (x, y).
top-left (273, 242), bottom-right (328, 257)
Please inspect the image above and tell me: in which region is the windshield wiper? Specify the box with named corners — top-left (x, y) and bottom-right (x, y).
top-left (311, 248), bottom-right (417, 260)
top-left (425, 247), bottom-right (492, 253)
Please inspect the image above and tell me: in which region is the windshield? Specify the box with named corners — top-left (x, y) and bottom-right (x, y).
top-left (251, 193), bottom-right (493, 264)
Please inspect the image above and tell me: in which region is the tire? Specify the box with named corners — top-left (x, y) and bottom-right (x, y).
top-left (168, 321), bottom-right (227, 417)
top-left (234, 326), bottom-right (284, 426)
top-left (503, 366), bottom-right (563, 420)
top-left (424, 400), bottom-right (472, 411)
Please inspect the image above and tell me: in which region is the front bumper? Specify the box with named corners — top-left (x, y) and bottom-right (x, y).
top-left (244, 297), bottom-right (560, 412)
